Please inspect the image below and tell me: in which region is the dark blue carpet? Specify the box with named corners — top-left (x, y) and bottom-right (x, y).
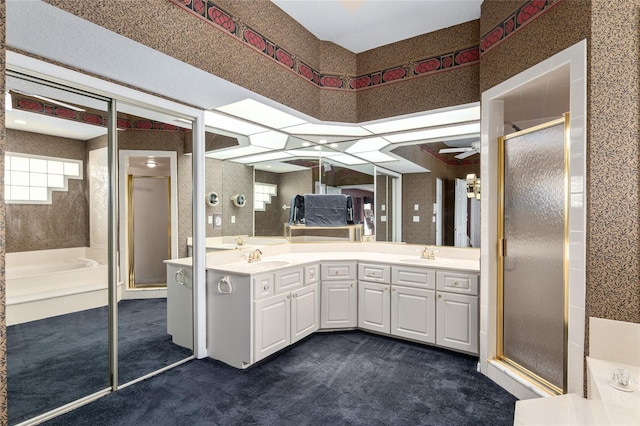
top-left (8, 299), bottom-right (191, 424)
top-left (46, 331), bottom-right (517, 425)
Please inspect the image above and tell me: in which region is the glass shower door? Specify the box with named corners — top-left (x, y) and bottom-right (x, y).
top-left (498, 116), bottom-right (568, 394)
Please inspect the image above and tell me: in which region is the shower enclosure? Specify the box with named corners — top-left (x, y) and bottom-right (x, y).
top-left (497, 115), bottom-right (569, 394)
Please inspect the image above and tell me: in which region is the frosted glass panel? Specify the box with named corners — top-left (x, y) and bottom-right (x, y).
top-left (502, 122), bottom-right (565, 390)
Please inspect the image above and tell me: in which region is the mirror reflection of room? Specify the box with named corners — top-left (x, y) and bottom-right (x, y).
top-left (4, 76), bottom-right (194, 424)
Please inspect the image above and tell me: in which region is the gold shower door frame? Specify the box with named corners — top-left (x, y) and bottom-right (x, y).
top-left (497, 114), bottom-right (570, 395)
top-left (127, 174), bottom-right (172, 289)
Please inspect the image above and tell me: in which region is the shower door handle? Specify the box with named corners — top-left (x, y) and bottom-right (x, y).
top-left (499, 239), bottom-right (507, 257)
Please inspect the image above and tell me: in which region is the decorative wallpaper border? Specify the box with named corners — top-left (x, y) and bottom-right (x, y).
top-left (480, 0), bottom-right (563, 55)
top-left (168, 0), bottom-right (480, 91)
top-left (14, 96), bottom-right (187, 133)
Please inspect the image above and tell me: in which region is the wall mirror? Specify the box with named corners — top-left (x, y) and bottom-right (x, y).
top-left (202, 102), bottom-right (481, 247)
top-left (4, 72), bottom-right (195, 424)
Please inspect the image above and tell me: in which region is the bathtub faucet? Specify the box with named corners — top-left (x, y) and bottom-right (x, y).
top-left (248, 249), bottom-right (262, 263)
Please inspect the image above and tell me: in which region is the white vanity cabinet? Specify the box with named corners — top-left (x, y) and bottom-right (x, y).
top-left (435, 270), bottom-right (479, 354)
top-left (358, 264), bottom-right (391, 333)
top-left (166, 263), bottom-right (193, 350)
top-left (320, 262), bottom-right (357, 329)
top-left (254, 267), bottom-right (320, 363)
top-left (208, 265), bottom-right (319, 368)
top-left (254, 290), bottom-right (290, 362)
top-left (390, 266), bottom-right (436, 345)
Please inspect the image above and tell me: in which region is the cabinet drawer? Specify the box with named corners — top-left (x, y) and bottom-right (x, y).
top-left (321, 262), bottom-right (357, 281)
top-left (275, 268), bottom-right (304, 293)
top-left (305, 264), bottom-right (319, 285)
top-left (252, 274), bottom-right (274, 300)
top-left (391, 266), bottom-right (436, 289)
top-left (358, 263), bottom-right (391, 284)
top-left (436, 271), bottom-right (478, 295)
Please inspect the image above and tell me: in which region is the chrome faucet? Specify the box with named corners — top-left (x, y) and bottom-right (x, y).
top-left (421, 246), bottom-right (436, 260)
top-left (248, 249), bottom-right (262, 263)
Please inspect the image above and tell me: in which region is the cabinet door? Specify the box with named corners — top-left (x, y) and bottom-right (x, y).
top-left (436, 292), bottom-right (478, 354)
top-left (254, 292), bottom-right (291, 362)
top-left (166, 265), bottom-right (193, 350)
top-left (291, 284), bottom-right (319, 344)
top-left (358, 281), bottom-right (390, 334)
top-left (320, 281), bottom-right (357, 329)
top-left (391, 285), bottom-right (435, 344)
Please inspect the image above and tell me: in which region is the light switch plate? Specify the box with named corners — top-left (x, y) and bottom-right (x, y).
top-left (231, 215), bottom-right (236, 224)
top-left (380, 215), bottom-right (387, 222)
top-left (414, 204), bottom-right (419, 211)
top-left (207, 215), bottom-right (213, 225)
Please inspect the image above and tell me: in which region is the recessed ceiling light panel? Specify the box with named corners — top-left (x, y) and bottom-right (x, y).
top-left (362, 105), bottom-right (480, 134)
top-left (385, 123), bottom-right (480, 144)
top-left (249, 131), bottom-right (289, 149)
top-left (204, 110), bottom-right (268, 135)
top-left (346, 137), bottom-right (390, 154)
top-left (216, 99), bottom-right (308, 129)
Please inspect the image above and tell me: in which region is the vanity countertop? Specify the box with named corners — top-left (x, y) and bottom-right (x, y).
top-left (206, 251), bottom-right (480, 275)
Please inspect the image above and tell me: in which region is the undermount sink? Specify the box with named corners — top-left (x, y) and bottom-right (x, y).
top-left (397, 258), bottom-right (438, 264)
top-left (245, 260), bottom-right (290, 271)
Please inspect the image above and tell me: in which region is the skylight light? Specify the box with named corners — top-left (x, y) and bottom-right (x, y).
top-left (361, 105), bottom-right (480, 134)
top-left (216, 99), bottom-right (307, 129)
top-left (384, 123), bottom-right (480, 144)
top-left (205, 110), bottom-right (268, 135)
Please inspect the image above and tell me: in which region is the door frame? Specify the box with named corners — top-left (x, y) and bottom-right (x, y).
top-left (119, 150), bottom-right (178, 299)
top-left (479, 40), bottom-right (587, 397)
top-left (497, 115), bottom-right (570, 395)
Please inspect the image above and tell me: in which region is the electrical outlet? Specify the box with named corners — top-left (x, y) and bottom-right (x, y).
top-left (207, 216), bottom-right (213, 225)
top-left (413, 216), bottom-right (420, 222)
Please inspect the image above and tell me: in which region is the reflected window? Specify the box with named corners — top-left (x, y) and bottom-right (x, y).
top-left (254, 182), bottom-right (277, 211)
top-left (5, 152), bottom-right (83, 203)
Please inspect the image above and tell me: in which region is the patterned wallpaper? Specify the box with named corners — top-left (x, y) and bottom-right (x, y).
top-left (5, 129), bottom-right (90, 252)
top-left (586, 0), bottom-right (640, 324)
top-left (1, 0), bottom-right (7, 422)
top-left (479, 0), bottom-right (589, 92)
top-left (254, 170), bottom-right (280, 237)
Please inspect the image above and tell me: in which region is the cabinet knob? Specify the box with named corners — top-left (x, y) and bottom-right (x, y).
top-left (287, 295), bottom-right (290, 299)
top-left (292, 293), bottom-right (297, 298)
top-left (263, 285), bottom-right (269, 291)
top-left (351, 284), bottom-right (354, 288)
top-left (438, 294), bottom-right (442, 299)
top-left (454, 281), bottom-right (459, 286)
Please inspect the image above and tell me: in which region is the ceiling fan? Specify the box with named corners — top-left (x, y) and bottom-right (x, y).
top-left (439, 141), bottom-right (480, 159)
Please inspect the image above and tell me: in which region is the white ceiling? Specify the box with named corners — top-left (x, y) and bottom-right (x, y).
top-left (271, 0), bottom-right (483, 53)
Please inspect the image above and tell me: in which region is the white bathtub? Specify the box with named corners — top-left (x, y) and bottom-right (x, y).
top-left (6, 247), bottom-right (119, 326)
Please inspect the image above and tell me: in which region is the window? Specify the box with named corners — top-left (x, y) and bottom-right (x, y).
top-left (254, 183), bottom-right (277, 211)
top-left (5, 152), bottom-right (83, 204)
